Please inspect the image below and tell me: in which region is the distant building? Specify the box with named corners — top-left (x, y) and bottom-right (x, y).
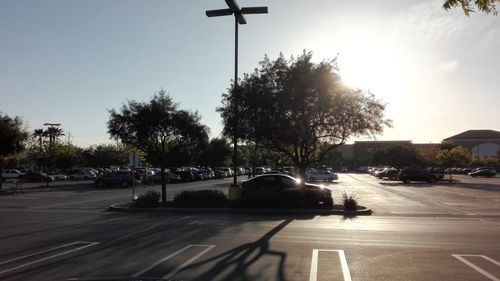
top-left (443, 130), bottom-right (500, 158)
top-left (353, 141), bottom-right (412, 165)
top-left (336, 141), bottom-right (413, 167)
top-left (334, 129), bottom-right (500, 168)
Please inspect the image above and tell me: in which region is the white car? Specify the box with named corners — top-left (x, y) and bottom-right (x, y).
top-left (50, 174), bottom-right (67, 181)
top-left (69, 171), bottom-right (97, 180)
top-left (1, 169), bottom-right (24, 181)
top-left (306, 170), bottom-right (338, 182)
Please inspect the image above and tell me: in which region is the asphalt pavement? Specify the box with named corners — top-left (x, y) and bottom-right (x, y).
top-left (0, 174), bottom-right (499, 281)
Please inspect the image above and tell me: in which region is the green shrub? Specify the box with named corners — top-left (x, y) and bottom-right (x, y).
top-left (342, 191), bottom-right (358, 211)
top-left (133, 190), bottom-right (160, 207)
top-left (173, 190), bottom-right (229, 208)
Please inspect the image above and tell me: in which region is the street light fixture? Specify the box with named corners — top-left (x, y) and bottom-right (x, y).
top-left (206, 0), bottom-right (268, 187)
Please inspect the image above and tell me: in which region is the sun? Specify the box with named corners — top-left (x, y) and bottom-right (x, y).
top-left (337, 43), bottom-right (404, 102)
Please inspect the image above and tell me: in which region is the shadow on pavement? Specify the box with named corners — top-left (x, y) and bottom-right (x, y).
top-left (185, 218), bottom-right (295, 281)
top-left (379, 181), bottom-right (500, 191)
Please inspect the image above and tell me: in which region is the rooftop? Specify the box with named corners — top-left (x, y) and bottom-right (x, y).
top-left (444, 130), bottom-right (500, 140)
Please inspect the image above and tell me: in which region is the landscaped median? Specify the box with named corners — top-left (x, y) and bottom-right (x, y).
top-left (108, 189), bottom-right (372, 216)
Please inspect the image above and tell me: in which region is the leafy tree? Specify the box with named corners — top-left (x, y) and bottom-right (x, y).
top-left (199, 138), bottom-right (232, 167)
top-left (52, 143), bottom-right (84, 173)
top-left (318, 145), bottom-right (343, 170)
top-left (0, 113), bottom-right (29, 190)
top-left (83, 144), bottom-right (130, 168)
top-left (218, 51), bottom-right (391, 179)
top-left (373, 145), bottom-right (421, 168)
top-left (470, 155), bottom-right (498, 167)
top-left (443, 0), bottom-right (498, 16)
top-left (108, 90), bottom-right (209, 203)
top-left (436, 146), bottom-right (472, 181)
top-left (417, 145), bottom-right (441, 167)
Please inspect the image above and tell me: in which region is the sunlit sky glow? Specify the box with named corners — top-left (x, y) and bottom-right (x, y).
top-left (1, 0), bottom-right (499, 147)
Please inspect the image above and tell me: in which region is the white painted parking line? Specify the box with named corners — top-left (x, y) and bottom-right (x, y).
top-left (0, 242), bottom-right (83, 266)
top-left (162, 245), bottom-right (215, 279)
top-left (133, 244), bottom-right (215, 278)
top-left (0, 242), bottom-right (99, 275)
top-left (452, 254), bottom-right (500, 281)
top-left (309, 249), bottom-right (352, 281)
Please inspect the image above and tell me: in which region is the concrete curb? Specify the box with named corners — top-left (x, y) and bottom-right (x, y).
top-left (108, 203), bottom-right (372, 216)
top-left (0, 182), bottom-right (95, 195)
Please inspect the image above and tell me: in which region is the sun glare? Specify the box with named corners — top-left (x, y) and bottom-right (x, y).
top-left (338, 43), bottom-right (404, 103)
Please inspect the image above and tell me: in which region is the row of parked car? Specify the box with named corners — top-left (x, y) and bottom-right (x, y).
top-left (1, 169), bottom-right (99, 183)
top-left (366, 166), bottom-right (497, 183)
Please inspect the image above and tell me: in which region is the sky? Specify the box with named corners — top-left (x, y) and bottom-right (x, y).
top-left (1, 0), bottom-right (499, 147)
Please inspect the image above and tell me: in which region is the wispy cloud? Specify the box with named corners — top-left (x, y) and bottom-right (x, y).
top-left (388, 0), bottom-right (500, 48)
top-left (436, 59), bottom-right (459, 71)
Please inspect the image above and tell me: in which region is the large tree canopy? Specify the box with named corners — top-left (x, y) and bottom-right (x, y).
top-left (108, 90), bottom-right (208, 202)
top-left (218, 51), bottom-right (391, 178)
top-left (0, 112), bottom-right (29, 189)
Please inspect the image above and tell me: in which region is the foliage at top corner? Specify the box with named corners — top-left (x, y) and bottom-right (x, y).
top-left (443, 0), bottom-right (498, 16)
top-left (217, 51), bottom-right (392, 176)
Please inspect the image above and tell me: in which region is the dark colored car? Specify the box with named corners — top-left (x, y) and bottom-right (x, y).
top-left (241, 174), bottom-right (333, 208)
top-left (423, 167), bottom-right (445, 180)
top-left (213, 170), bottom-right (227, 178)
top-left (94, 171), bottom-right (136, 187)
top-left (174, 170), bottom-right (195, 182)
top-left (469, 169), bottom-right (496, 177)
top-left (149, 171), bottom-right (181, 183)
top-left (398, 168), bottom-right (439, 183)
top-left (19, 172), bottom-right (53, 183)
top-left (377, 168), bottom-right (399, 180)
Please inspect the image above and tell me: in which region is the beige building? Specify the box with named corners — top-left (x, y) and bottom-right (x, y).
top-left (443, 130), bottom-right (500, 158)
top-left (334, 129), bottom-right (500, 168)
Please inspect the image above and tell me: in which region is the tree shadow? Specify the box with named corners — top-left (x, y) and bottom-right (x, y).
top-left (184, 218), bottom-right (294, 281)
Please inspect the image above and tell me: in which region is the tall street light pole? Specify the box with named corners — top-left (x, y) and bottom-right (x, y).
top-left (206, 0), bottom-right (268, 187)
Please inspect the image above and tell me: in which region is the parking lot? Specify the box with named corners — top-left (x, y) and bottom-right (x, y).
top-left (0, 173), bottom-right (499, 280)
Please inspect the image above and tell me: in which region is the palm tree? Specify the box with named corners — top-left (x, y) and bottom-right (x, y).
top-left (44, 127), bottom-right (64, 146)
top-left (33, 129), bottom-right (44, 151)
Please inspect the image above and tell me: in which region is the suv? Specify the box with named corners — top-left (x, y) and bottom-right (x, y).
top-left (94, 171), bottom-right (136, 187)
top-left (1, 169), bottom-right (24, 181)
top-left (398, 168), bottom-right (439, 183)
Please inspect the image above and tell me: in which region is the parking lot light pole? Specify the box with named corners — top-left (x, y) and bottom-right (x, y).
top-left (206, 0), bottom-right (268, 187)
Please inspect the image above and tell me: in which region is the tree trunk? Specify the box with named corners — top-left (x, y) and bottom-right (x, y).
top-left (160, 165), bottom-right (166, 203)
top-left (296, 163), bottom-right (308, 184)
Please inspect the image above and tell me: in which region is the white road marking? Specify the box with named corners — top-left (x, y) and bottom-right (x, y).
top-left (0, 242), bottom-right (99, 275)
top-left (452, 254), bottom-right (500, 281)
top-left (34, 195), bottom-right (128, 209)
top-left (309, 249), bottom-right (352, 281)
top-left (162, 245), bottom-right (215, 279)
top-left (133, 244), bottom-right (214, 278)
top-left (0, 242), bottom-right (81, 265)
